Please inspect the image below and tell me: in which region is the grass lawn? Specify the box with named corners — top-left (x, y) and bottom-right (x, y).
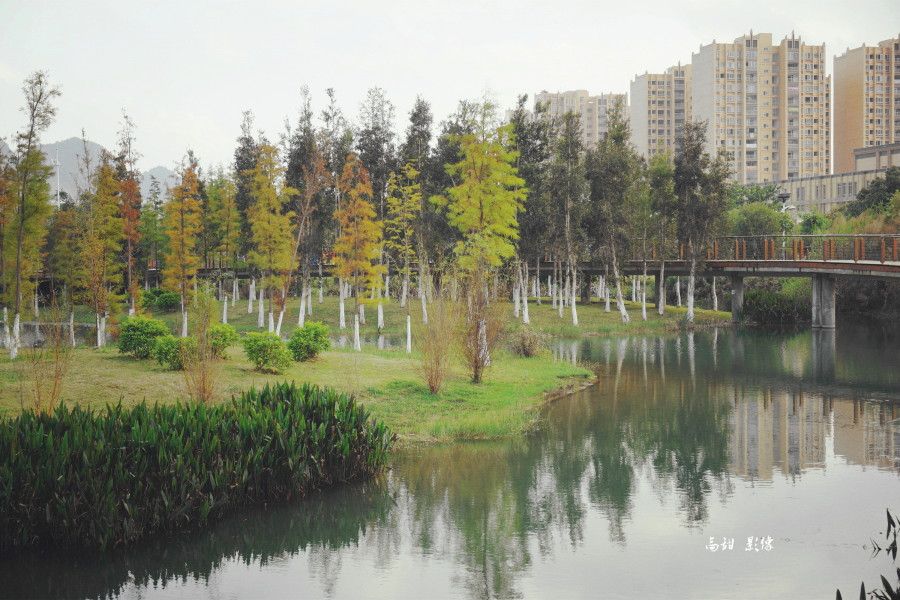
top-left (67, 287), bottom-right (730, 340)
top-left (0, 343), bottom-right (593, 442)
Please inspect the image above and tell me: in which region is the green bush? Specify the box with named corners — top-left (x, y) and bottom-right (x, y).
top-left (144, 287), bottom-right (165, 302)
top-left (243, 332), bottom-right (292, 374)
top-left (742, 289), bottom-right (812, 323)
top-left (152, 334), bottom-right (197, 370)
top-left (0, 381), bottom-right (393, 550)
top-left (117, 316), bottom-right (170, 359)
top-left (287, 322), bottom-right (331, 362)
top-left (155, 292), bottom-right (181, 312)
top-left (208, 323), bottom-right (239, 359)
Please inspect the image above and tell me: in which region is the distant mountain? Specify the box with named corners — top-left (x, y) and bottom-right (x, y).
top-left (38, 137), bottom-right (177, 202)
top-left (0, 138), bottom-right (10, 157)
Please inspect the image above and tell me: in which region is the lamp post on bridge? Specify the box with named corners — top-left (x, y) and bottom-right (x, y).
top-left (778, 192), bottom-right (795, 259)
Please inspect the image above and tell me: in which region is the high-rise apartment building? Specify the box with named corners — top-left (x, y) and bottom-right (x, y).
top-left (833, 36), bottom-right (900, 173)
top-left (531, 90), bottom-right (629, 147)
top-left (692, 32), bottom-right (831, 184)
top-left (630, 63), bottom-right (692, 159)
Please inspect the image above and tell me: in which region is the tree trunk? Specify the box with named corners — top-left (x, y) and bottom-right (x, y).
top-left (248, 278), bottom-right (254, 314)
top-left (69, 309), bottom-right (75, 348)
top-left (686, 261), bottom-right (696, 322)
top-left (641, 266), bottom-right (648, 321)
top-left (339, 278), bottom-right (346, 330)
top-left (420, 279), bottom-right (428, 325)
top-left (268, 311), bottom-right (274, 333)
top-left (513, 281), bottom-right (520, 318)
top-left (353, 313), bottom-right (361, 352)
top-left (222, 296), bottom-right (228, 324)
top-left (712, 276), bottom-right (718, 312)
top-left (405, 314), bottom-right (411, 354)
top-left (257, 286), bottom-right (265, 328)
top-left (318, 262), bottom-right (323, 304)
top-left (377, 301), bottom-right (384, 330)
top-left (360, 303), bottom-right (365, 325)
top-left (275, 310), bottom-right (283, 336)
top-left (232, 277), bottom-right (238, 306)
top-left (658, 262), bottom-right (666, 315)
top-left (180, 308), bottom-right (187, 339)
top-left (676, 276), bottom-right (682, 307)
top-left (612, 255), bottom-right (629, 323)
top-left (570, 266), bottom-right (578, 326)
top-left (299, 293), bottom-right (306, 326)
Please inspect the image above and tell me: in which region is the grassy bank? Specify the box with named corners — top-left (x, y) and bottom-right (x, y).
top-left (0, 343), bottom-right (592, 441)
top-left (65, 291), bottom-right (729, 339)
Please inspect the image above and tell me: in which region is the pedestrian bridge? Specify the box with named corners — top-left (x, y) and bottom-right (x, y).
top-left (534, 235), bottom-right (900, 329)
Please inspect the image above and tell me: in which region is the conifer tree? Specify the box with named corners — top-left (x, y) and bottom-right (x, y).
top-left (162, 156), bottom-right (203, 337)
top-left (245, 144), bottom-right (295, 334)
top-left (137, 176), bottom-right (165, 289)
top-left (117, 112), bottom-right (142, 315)
top-left (334, 153), bottom-right (384, 351)
top-left (8, 71), bottom-right (59, 358)
top-left (386, 161), bottom-right (421, 352)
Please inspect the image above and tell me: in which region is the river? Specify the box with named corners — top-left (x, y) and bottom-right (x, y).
top-left (2, 321), bottom-right (899, 599)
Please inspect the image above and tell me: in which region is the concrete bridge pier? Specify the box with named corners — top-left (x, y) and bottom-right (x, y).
top-left (811, 274), bottom-right (836, 329)
top-left (811, 328), bottom-right (836, 381)
top-left (730, 276), bottom-right (743, 323)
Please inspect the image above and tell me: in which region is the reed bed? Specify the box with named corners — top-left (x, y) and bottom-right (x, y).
top-left (0, 382), bottom-right (393, 551)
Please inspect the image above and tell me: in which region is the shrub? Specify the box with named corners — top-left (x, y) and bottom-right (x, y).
top-left (144, 287), bottom-right (164, 302)
top-left (742, 289), bottom-right (812, 324)
top-left (154, 292), bottom-right (181, 312)
top-left (287, 322), bottom-right (331, 362)
top-left (0, 381), bottom-right (393, 550)
top-left (117, 316), bottom-right (170, 359)
top-left (208, 323), bottom-right (239, 359)
top-left (243, 332), bottom-right (292, 374)
top-left (508, 326), bottom-right (550, 358)
top-left (152, 334), bottom-right (197, 370)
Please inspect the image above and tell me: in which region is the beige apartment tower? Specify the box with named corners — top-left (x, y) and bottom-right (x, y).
top-left (631, 63), bottom-right (692, 159)
top-left (833, 36), bottom-right (900, 174)
top-left (532, 90), bottom-right (629, 147)
top-left (692, 32), bottom-right (832, 184)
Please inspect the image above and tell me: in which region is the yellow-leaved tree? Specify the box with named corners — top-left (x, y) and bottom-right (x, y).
top-left (386, 160), bottom-right (421, 353)
top-left (245, 144), bottom-right (295, 334)
top-left (162, 156), bottom-right (202, 337)
top-left (334, 153), bottom-right (384, 351)
top-left (431, 96), bottom-right (526, 382)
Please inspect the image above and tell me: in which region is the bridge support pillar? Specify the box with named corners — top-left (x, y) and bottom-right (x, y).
top-left (811, 274), bottom-right (836, 329)
top-left (730, 276), bottom-right (743, 323)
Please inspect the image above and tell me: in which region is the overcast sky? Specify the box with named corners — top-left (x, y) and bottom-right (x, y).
top-left (1, 0), bottom-right (896, 171)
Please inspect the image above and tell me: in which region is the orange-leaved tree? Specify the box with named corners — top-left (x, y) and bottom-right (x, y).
top-left (162, 156), bottom-right (202, 337)
top-left (334, 153), bottom-right (384, 351)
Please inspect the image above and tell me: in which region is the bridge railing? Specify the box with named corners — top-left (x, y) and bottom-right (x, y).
top-left (628, 235), bottom-right (900, 264)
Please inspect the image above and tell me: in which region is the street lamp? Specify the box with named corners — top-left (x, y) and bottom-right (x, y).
top-left (777, 192), bottom-right (795, 258)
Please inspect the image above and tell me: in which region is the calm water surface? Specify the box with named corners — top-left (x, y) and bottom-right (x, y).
top-left (3, 322), bottom-right (900, 599)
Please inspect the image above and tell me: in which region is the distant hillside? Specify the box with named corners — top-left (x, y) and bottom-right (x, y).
top-left (0, 138), bottom-right (10, 157)
top-left (37, 137), bottom-right (176, 202)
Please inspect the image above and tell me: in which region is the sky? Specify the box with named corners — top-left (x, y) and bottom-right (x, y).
top-left (1, 0), bottom-right (896, 171)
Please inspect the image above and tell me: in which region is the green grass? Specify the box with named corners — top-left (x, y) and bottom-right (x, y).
top-left (0, 342), bottom-right (593, 442)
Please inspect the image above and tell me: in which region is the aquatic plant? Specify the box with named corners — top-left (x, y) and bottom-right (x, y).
top-left (0, 381), bottom-right (393, 551)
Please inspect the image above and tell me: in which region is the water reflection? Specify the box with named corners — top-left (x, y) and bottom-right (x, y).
top-left (3, 324), bottom-right (900, 599)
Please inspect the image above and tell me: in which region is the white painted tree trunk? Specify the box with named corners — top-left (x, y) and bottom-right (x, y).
top-left (222, 297), bottom-right (228, 324)
top-left (686, 267), bottom-right (696, 322)
top-left (658, 265), bottom-right (666, 316)
top-left (712, 276), bottom-right (718, 311)
top-left (275, 311), bottom-right (284, 336)
top-left (180, 308), bottom-right (187, 338)
top-left (522, 280), bottom-right (530, 324)
top-left (307, 285), bottom-right (312, 315)
top-left (232, 278), bottom-right (238, 307)
top-left (10, 313), bottom-right (20, 359)
top-left (299, 295), bottom-right (306, 326)
top-left (551, 276), bottom-right (556, 309)
top-left (353, 313), bottom-right (361, 351)
top-left (558, 282), bottom-right (563, 318)
top-left (420, 288), bottom-right (428, 325)
top-left (69, 310), bottom-right (75, 348)
top-left (33, 289), bottom-right (39, 320)
top-left (319, 277), bottom-right (323, 303)
top-left (360, 303), bottom-right (365, 325)
top-left (571, 284), bottom-right (578, 326)
top-left (676, 277), bottom-right (682, 307)
top-left (377, 301), bottom-right (384, 329)
top-left (642, 272), bottom-right (648, 321)
top-left (268, 311), bottom-right (274, 333)
top-left (615, 277), bottom-right (630, 323)
top-left (406, 314), bottom-right (411, 354)
top-left (258, 288), bottom-right (265, 328)
top-left (339, 281), bottom-right (346, 329)
top-left (513, 284), bottom-right (520, 318)
top-left (248, 279), bottom-right (254, 314)
top-left (401, 277), bottom-right (407, 308)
